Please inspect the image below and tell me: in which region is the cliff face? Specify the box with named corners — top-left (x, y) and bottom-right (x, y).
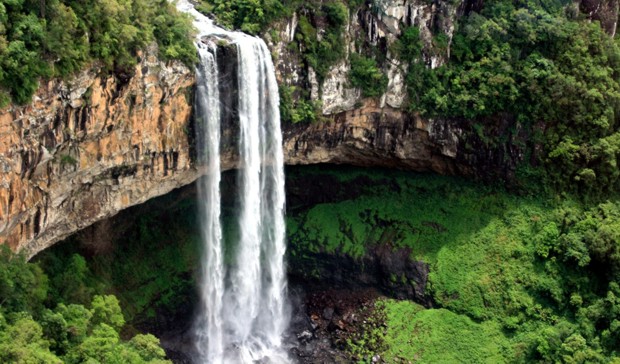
top-left (0, 45), bottom-right (197, 257)
top-left (283, 100), bottom-right (461, 174)
top-left (0, 2), bottom-right (530, 257)
top-left (579, 0), bottom-right (619, 36)
top-left (268, 0), bottom-right (462, 115)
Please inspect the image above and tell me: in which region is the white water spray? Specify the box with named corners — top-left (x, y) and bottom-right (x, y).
top-left (177, 1), bottom-right (290, 362)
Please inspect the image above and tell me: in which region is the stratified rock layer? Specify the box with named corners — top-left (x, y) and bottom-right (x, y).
top-left (0, 45), bottom-right (196, 257)
top-left (283, 100), bottom-right (461, 175)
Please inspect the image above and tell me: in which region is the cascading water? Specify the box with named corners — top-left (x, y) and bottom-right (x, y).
top-left (193, 41), bottom-right (225, 362)
top-left (177, 1), bottom-right (290, 363)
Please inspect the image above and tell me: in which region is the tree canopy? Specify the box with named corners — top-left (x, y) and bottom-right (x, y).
top-left (0, 246), bottom-right (171, 363)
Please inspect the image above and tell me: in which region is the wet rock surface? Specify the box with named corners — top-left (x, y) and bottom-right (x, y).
top-left (285, 167), bottom-right (434, 305)
top-left (289, 286), bottom-right (382, 364)
top-left (156, 285), bottom-right (386, 363)
top-left (288, 248), bottom-right (432, 306)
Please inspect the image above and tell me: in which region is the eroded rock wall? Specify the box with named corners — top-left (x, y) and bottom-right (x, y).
top-left (0, 45), bottom-right (197, 257)
top-left (0, 2), bottom-right (535, 257)
top-left (283, 99), bottom-right (462, 175)
top-left (268, 0), bottom-right (463, 114)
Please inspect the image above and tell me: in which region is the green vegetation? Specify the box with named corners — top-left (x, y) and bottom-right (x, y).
top-left (349, 299), bottom-right (510, 363)
top-left (348, 53), bottom-right (388, 98)
top-left (0, 246), bottom-right (170, 363)
top-left (294, 4), bottom-right (348, 82)
top-left (279, 83), bottom-right (323, 123)
top-left (0, 190), bottom-right (204, 361)
top-left (37, 193), bottom-right (201, 326)
top-left (392, 26), bottom-right (436, 111)
top-left (198, 0), bottom-right (351, 81)
top-left (287, 167), bottom-right (512, 260)
top-left (394, 0), bottom-right (620, 195)
top-left (0, 0), bottom-right (196, 106)
top-left (287, 166), bottom-right (620, 362)
top-left (7, 165), bottom-right (620, 362)
top-left (195, 0), bottom-right (292, 34)
top-left (195, 0), bottom-right (352, 38)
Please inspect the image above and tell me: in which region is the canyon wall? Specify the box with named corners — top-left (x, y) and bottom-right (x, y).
top-left (0, 0), bottom-right (535, 257)
top-left (0, 45), bottom-right (197, 257)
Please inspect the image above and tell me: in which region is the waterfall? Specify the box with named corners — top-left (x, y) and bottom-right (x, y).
top-left (177, 1), bottom-right (290, 363)
top-left (194, 42), bottom-right (225, 362)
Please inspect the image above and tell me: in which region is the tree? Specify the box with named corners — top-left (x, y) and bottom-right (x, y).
top-left (90, 295), bottom-right (125, 332)
top-left (349, 53), bottom-right (388, 98)
top-left (0, 245), bottom-right (48, 314)
top-left (0, 314), bottom-right (62, 363)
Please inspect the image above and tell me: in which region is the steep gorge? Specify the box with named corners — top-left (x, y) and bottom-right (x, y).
top-left (4, 0), bottom-right (620, 363)
top-left (2, 0), bottom-right (617, 256)
top-left (0, 0), bottom-right (477, 257)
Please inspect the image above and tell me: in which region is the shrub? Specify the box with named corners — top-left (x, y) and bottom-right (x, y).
top-left (349, 53), bottom-right (388, 98)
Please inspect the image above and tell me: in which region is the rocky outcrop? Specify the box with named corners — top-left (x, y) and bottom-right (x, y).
top-left (283, 99), bottom-right (462, 175)
top-left (269, 0), bottom-right (463, 115)
top-left (579, 0), bottom-right (619, 36)
top-left (0, 44), bottom-right (197, 258)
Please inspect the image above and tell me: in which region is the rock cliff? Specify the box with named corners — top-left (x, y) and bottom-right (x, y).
top-left (268, 0), bottom-right (462, 115)
top-left (283, 99), bottom-right (461, 174)
top-left (0, 1), bottom-right (529, 257)
top-left (0, 45), bottom-right (196, 257)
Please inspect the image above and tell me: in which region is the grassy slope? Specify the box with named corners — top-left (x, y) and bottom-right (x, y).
top-left (378, 300), bottom-right (510, 363)
top-left (37, 166), bottom-right (620, 362)
top-left (286, 166), bottom-right (611, 362)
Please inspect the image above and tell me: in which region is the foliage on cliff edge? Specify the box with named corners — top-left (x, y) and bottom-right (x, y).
top-left (0, 0), bottom-right (196, 106)
top-left (394, 0), bottom-right (620, 197)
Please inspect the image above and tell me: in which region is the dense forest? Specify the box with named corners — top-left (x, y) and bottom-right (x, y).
top-left (2, 0), bottom-right (620, 362)
top-left (0, 245), bottom-right (173, 362)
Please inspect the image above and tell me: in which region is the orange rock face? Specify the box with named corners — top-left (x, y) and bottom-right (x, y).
top-left (0, 45), bottom-right (197, 258)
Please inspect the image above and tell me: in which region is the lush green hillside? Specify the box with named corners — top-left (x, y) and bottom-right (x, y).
top-left (404, 0), bottom-right (620, 197)
top-left (5, 166), bottom-right (617, 362)
top-left (287, 166), bottom-right (620, 363)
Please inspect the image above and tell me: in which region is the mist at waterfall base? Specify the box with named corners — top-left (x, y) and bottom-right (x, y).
top-left (178, 1), bottom-right (291, 363)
